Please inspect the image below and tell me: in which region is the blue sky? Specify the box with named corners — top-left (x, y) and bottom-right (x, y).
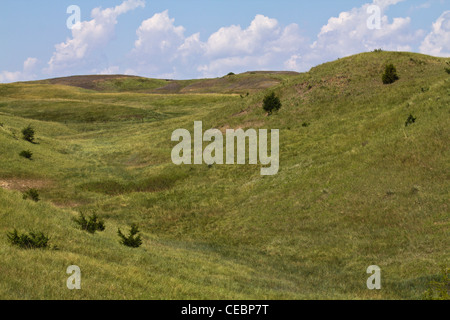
top-left (0, 0), bottom-right (449, 82)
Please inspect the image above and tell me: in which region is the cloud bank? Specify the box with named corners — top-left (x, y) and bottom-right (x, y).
top-left (1, 0), bottom-right (449, 82)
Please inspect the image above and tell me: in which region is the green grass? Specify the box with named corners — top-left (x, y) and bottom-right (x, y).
top-left (0, 51), bottom-right (448, 299)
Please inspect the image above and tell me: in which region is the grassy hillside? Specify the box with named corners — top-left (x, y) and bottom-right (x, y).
top-left (0, 51), bottom-right (448, 299)
top-left (29, 72), bottom-right (300, 94)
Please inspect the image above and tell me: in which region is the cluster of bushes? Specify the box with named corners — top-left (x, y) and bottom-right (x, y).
top-left (7, 211), bottom-right (143, 250)
top-left (73, 212), bottom-right (142, 247)
top-left (7, 229), bottom-right (50, 249)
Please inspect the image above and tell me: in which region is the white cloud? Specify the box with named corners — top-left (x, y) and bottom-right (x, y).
top-left (204, 15), bottom-right (280, 58)
top-left (129, 12), bottom-right (306, 78)
top-left (130, 10), bottom-right (187, 77)
top-left (0, 57), bottom-right (39, 83)
top-left (134, 10), bottom-right (185, 55)
top-left (45, 0), bottom-right (145, 76)
top-left (99, 66), bottom-right (121, 75)
top-left (307, 0), bottom-right (422, 66)
top-left (23, 57), bottom-right (38, 73)
top-left (0, 71), bottom-right (22, 83)
top-left (127, 2), bottom-right (431, 78)
top-left (420, 11), bottom-right (450, 56)
top-left (198, 16), bottom-right (306, 77)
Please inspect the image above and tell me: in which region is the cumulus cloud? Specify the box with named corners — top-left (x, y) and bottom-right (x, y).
top-left (197, 16), bottom-right (306, 77)
top-left (307, 0), bottom-right (423, 66)
top-left (129, 12), bottom-right (306, 78)
top-left (420, 11), bottom-right (450, 56)
top-left (127, 1), bottom-right (429, 78)
top-left (130, 10), bottom-right (187, 78)
top-left (0, 57), bottom-right (39, 83)
top-left (45, 0), bottom-right (145, 76)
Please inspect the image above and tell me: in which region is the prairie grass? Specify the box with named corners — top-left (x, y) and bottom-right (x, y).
top-left (0, 51), bottom-right (448, 299)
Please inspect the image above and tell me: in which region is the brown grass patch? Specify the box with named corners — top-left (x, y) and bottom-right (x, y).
top-left (0, 178), bottom-right (53, 192)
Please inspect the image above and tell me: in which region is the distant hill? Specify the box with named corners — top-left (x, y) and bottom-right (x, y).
top-left (26, 71), bottom-right (301, 94)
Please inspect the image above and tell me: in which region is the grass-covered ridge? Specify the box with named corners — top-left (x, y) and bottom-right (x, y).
top-left (0, 51), bottom-right (448, 299)
top-left (27, 71), bottom-right (299, 94)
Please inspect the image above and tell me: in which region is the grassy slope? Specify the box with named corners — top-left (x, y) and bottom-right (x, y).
top-left (0, 51), bottom-right (448, 299)
top-left (28, 72), bottom-right (299, 94)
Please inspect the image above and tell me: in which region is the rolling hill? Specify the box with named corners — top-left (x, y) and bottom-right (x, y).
top-left (29, 71), bottom-right (300, 94)
top-left (0, 51), bottom-right (448, 299)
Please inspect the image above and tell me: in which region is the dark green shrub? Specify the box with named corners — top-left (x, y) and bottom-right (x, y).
top-left (405, 114), bottom-right (416, 127)
top-left (423, 267), bottom-right (449, 300)
top-left (7, 229), bottom-right (50, 249)
top-left (118, 224), bottom-right (142, 248)
top-left (263, 92), bottom-right (282, 115)
top-left (382, 64), bottom-right (399, 84)
top-left (227, 72), bottom-right (235, 76)
top-left (19, 150), bottom-right (33, 160)
top-left (23, 188), bottom-right (40, 202)
top-left (445, 61), bottom-right (450, 74)
top-left (21, 125), bottom-right (35, 143)
top-left (73, 212), bottom-right (105, 234)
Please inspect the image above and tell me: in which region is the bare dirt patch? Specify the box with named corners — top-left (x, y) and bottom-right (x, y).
top-left (0, 178), bottom-right (53, 192)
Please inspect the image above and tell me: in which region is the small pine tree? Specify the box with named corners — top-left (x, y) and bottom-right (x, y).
top-left (405, 114), bottom-right (416, 127)
top-left (7, 229), bottom-right (50, 249)
top-left (73, 212), bottom-right (105, 234)
top-left (22, 125), bottom-right (35, 143)
top-left (118, 224), bottom-right (142, 248)
top-left (382, 64), bottom-right (399, 84)
top-left (23, 188), bottom-right (40, 202)
top-left (263, 92), bottom-right (282, 115)
top-left (19, 150), bottom-right (33, 160)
